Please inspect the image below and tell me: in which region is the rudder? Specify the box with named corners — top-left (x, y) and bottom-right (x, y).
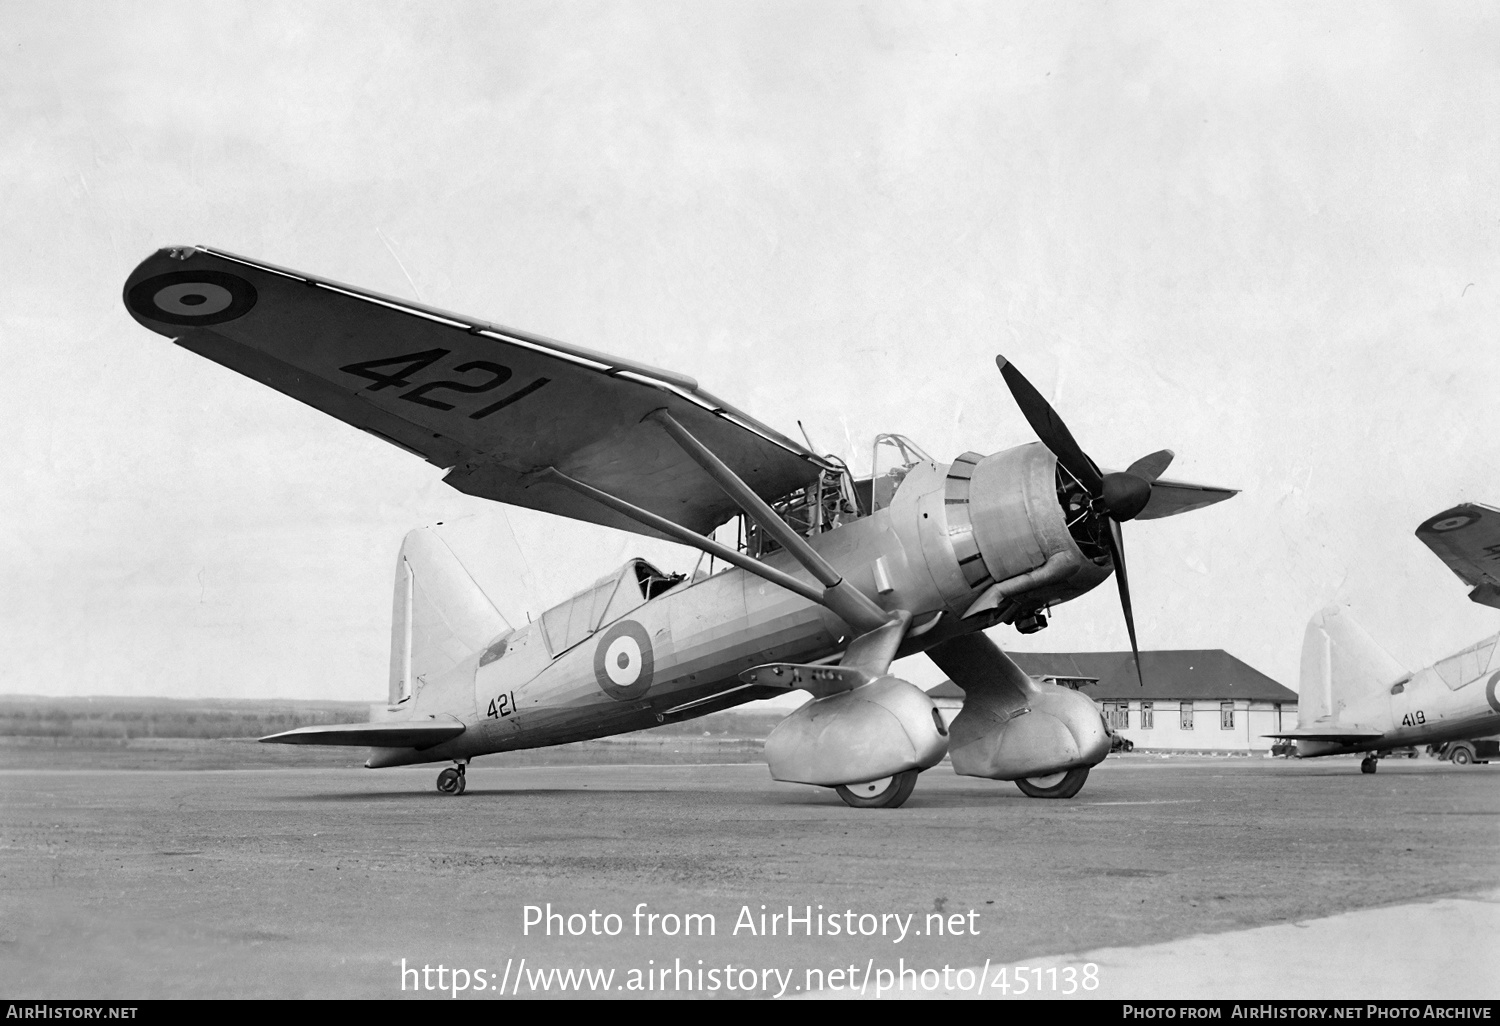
top-left (389, 528), bottom-right (510, 705)
top-left (1298, 605), bottom-right (1407, 726)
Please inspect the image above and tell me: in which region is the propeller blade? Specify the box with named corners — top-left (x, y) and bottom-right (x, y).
top-left (1105, 519), bottom-right (1145, 687)
top-left (995, 356), bottom-right (1103, 495)
top-left (1125, 449), bottom-right (1174, 484)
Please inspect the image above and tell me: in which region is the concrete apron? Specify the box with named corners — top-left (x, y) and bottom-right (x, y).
top-left (802, 889), bottom-right (1500, 1000)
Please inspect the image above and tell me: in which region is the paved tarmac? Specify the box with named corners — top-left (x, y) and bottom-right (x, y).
top-left (1, 756), bottom-right (1495, 999)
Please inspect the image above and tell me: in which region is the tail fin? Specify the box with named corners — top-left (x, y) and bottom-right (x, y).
top-left (1298, 605), bottom-right (1408, 725)
top-left (389, 528), bottom-right (510, 705)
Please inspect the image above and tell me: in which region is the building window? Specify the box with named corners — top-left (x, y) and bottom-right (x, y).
top-left (1141, 701), bottom-right (1154, 729)
top-left (1274, 702), bottom-right (1282, 733)
top-left (1180, 702), bottom-right (1194, 730)
top-left (1220, 702), bottom-right (1234, 730)
top-left (1103, 701), bottom-right (1128, 730)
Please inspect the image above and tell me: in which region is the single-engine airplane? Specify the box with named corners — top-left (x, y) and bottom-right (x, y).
top-left (123, 246), bottom-right (1235, 806)
top-left (1271, 503), bottom-right (1500, 773)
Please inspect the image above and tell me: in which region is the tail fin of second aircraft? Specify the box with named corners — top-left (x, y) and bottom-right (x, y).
top-left (1298, 605), bottom-right (1408, 726)
top-left (388, 528), bottom-right (510, 705)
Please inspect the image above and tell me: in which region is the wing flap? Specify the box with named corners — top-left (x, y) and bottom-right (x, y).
top-left (124, 246), bottom-right (829, 537)
top-left (259, 719), bottom-right (466, 749)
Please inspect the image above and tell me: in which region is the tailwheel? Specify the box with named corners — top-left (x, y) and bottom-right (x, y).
top-left (436, 765), bottom-right (467, 795)
top-left (1015, 766), bottom-right (1090, 799)
top-left (836, 769), bottom-right (919, 809)
top-left (1360, 756), bottom-right (1378, 774)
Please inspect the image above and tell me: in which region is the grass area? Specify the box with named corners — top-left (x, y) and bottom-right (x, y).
top-left (0, 694), bottom-right (789, 770)
top-left (0, 695), bottom-right (374, 740)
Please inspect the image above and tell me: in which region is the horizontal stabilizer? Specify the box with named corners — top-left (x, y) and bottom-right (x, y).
top-left (1264, 729), bottom-right (1383, 742)
top-left (259, 718), bottom-right (465, 749)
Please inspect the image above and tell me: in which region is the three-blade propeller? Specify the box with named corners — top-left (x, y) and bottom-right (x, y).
top-left (995, 356), bottom-right (1174, 686)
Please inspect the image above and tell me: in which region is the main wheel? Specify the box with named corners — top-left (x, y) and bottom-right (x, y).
top-left (1015, 766), bottom-right (1090, 799)
top-left (436, 767), bottom-right (463, 794)
top-left (1450, 746), bottom-right (1474, 766)
top-left (1360, 757), bottom-right (1377, 774)
top-left (836, 769), bottom-right (919, 809)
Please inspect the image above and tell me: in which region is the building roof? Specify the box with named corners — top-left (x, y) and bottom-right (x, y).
top-left (926, 649), bottom-right (1296, 702)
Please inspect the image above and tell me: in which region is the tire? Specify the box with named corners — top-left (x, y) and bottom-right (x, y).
top-left (1450, 746), bottom-right (1474, 766)
top-left (1015, 766), bottom-right (1090, 799)
top-left (836, 769), bottom-right (919, 809)
top-left (437, 767), bottom-right (462, 794)
top-left (1360, 757), bottom-right (1377, 774)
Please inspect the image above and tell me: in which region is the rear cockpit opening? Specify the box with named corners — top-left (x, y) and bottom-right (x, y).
top-left (635, 560), bottom-right (687, 599)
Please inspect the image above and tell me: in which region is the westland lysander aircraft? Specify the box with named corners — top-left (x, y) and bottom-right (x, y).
top-left (124, 246), bottom-right (1235, 807)
top-left (1272, 503), bottom-right (1500, 773)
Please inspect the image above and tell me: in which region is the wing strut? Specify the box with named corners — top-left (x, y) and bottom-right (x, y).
top-left (648, 410), bottom-right (891, 632)
top-left (539, 467), bottom-right (824, 605)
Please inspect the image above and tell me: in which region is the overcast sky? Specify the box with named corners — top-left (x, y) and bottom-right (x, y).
top-left (3, 1), bottom-right (1498, 702)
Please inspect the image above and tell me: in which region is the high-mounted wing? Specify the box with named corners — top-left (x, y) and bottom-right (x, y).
top-left (1416, 503), bottom-right (1500, 609)
top-left (123, 247), bottom-right (829, 539)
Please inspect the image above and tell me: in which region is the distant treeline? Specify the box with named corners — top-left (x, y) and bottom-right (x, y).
top-left (0, 695), bottom-right (794, 740)
top-left (0, 696), bottom-right (372, 739)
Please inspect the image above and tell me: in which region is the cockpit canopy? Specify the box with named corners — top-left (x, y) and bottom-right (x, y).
top-left (539, 558), bottom-right (684, 656)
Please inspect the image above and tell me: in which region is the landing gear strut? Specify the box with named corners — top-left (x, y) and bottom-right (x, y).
top-left (1015, 766), bottom-right (1090, 798)
top-left (437, 763), bottom-right (467, 795)
top-left (836, 769), bottom-right (919, 809)
top-left (1360, 756), bottom-right (1378, 774)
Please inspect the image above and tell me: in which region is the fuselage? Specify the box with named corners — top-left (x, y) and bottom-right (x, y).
top-left (368, 445), bottom-right (1114, 767)
top-left (1296, 642), bottom-right (1500, 758)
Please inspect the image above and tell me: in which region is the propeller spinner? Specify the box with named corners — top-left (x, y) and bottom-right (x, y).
top-left (995, 356), bottom-right (1175, 686)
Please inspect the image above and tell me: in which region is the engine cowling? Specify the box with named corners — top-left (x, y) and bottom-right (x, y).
top-left (893, 441), bottom-right (1113, 623)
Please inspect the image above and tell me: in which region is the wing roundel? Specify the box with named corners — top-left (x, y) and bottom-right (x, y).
top-left (1416, 503), bottom-right (1500, 607)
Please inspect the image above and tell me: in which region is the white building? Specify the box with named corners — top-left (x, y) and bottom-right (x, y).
top-left (928, 649), bottom-right (1298, 753)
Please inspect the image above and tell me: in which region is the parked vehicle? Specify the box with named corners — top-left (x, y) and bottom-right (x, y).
top-left (1433, 736), bottom-right (1499, 765)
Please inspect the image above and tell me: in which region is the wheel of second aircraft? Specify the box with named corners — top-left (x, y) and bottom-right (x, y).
top-left (836, 769), bottom-right (919, 809)
top-left (436, 767), bottom-right (462, 794)
top-left (1360, 757), bottom-right (1377, 774)
top-left (1014, 766), bottom-right (1090, 799)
